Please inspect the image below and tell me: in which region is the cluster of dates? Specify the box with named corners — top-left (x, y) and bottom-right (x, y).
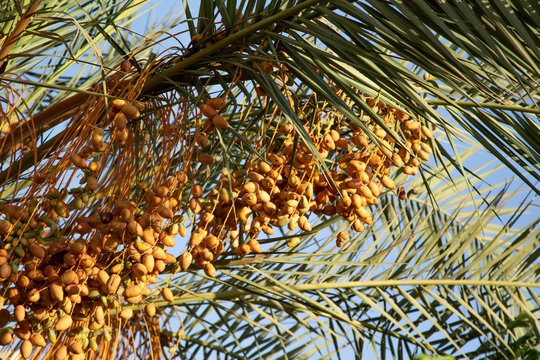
top-left (183, 97), bottom-right (433, 270)
top-left (0, 99), bottom-right (184, 359)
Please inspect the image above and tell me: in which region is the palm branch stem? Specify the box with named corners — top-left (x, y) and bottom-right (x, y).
top-left (132, 279), bottom-right (540, 309)
top-left (0, 0), bottom-right (43, 72)
top-left (426, 99), bottom-right (540, 114)
top-left (141, 0), bottom-right (322, 94)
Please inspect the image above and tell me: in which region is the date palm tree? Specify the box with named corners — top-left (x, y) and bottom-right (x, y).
top-left (0, 1), bottom-right (538, 359)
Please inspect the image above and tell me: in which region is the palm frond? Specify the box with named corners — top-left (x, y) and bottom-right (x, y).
top-left (0, 1), bottom-right (538, 359)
